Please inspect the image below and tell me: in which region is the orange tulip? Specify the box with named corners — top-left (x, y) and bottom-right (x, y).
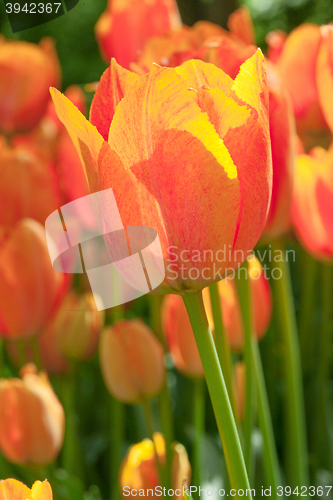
top-left (133, 8), bottom-right (293, 240)
top-left (0, 144), bottom-right (62, 229)
top-left (100, 320), bottom-right (165, 403)
top-left (6, 291), bottom-right (104, 375)
top-left (0, 364), bottom-right (65, 466)
top-left (292, 145), bottom-right (333, 260)
top-left (0, 219), bottom-right (67, 340)
top-left (316, 25), bottom-right (333, 135)
top-left (203, 255), bottom-right (272, 351)
top-left (162, 294), bottom-right (203, 377)
top-left (274, 24), bottom-right (328, 135)
top-left (95, 0), bottom-right (181, 69)
top-left (120, 433), bottom-right (191, 499)
top-left (51, 51), bottom-right (272, 292)
top-left (0, 37), bottom-right (60, 135)
top-left (0, 479), bottom-right (53, 500)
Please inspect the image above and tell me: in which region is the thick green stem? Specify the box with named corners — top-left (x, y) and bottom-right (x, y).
top-left (252, 340), bottom-right (281, 498)
top-left (193, 377), bottom-right (205, 490)
top-left (183, 292), bottom-right (252, 498)
top-left (235, 265), bottom-right (255, 480)
top-left (109, 396), bottom-right (124, 500)
top-left (271, 240), bottom-right (309, 487)
top-left (208, 283), bottom-right (235, 416)
top-left (149, 294), bottom-right (174, 490)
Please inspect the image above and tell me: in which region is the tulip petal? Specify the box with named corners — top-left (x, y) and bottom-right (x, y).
top-left (175, 59), bottom-right (233, 94)
top-left (50, 88), bottom-right (103, 192)
top-left (0, 479), bottom-right (32, 500)
top-left (31, 481), bottom-right (53, 500)
top-left (228, 6), bottom-right (256, 46)
top-left (90, 59), bottom-right (140, 141)
top-left (317, 25), bottom-right (333, 134)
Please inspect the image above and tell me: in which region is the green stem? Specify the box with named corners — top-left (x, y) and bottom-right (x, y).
top-left (313, 264), bottom-right (333, 473)
top-left (298, 253), bottom-right (317, 375)
top-left (193, 377), bottom-right (205, 490)
top-left (182, 292), bottom-right (252, 498)
top-left (109, 396), bottom-right (124, 500)
top-left (235, 264), bottom-right (255, 480)
top-left (208, 283), bottom-right (235, 416)
top-left (252, 340), bottom-right (281, 498)
top-left (149, 294), bottom-right (174, 489)
top-left (142, 399), bottom-right (167, 490)
top-left (31, 337), bottom-right (42, 371)
top-left (271, 240), bottom-right (309, 487)
top-left (60, 366), bottom-right (83, 478)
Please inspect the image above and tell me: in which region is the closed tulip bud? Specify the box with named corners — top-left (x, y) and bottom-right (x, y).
top-left (0, 37), bottom-right (60, 134)
top-left (51, 50), bottom-right (272, 293)
top-left (95, 0), bottom-right (181, 69)
top-left (120, 433), bottom-right (191, 499)
top-left (233, 361), bottom-right (246, 421)
top-left (317, 25), bottom-right (333, 135)
top-left (292, 145), bottom-right (333, 259)
top-left (0, 219), bottom-right (67, 340)
top-left (100, 320), bottom-right (165, 403)
top-left (52, 291), bottom-right (104, 362)
top-left (0, 145), bottom-right (61, 229)
top-left (0, 364), bottom-right (65, 466)
top-left (0, 479), bottom-right (53, 500)
top-left (162, 294), bottom-right (203, 378)
top-left (203, 255), bottom-right (272, 351)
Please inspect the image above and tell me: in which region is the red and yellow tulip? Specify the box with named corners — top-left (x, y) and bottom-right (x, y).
top-left (0, 479), bottom-right (53, 500)
top-left (51, 51), bottom-right (272, 292)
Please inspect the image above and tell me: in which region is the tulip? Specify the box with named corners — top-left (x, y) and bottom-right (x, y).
top-left (0, 37), bottom-right (60, 135)
top-left (233, 361), bottom-right (245, 421)
top-left (162, 294), bottom-right (204, 377)
top-left (95, 0), bottom-right (181, 69)
top-left (133, 9), bottom-right (293, 240)
top-left (0, 364), bottom-right (65, 466)
top-left (0, 479), bottom-right (53, 500)
top-left (99, 320), bottom-right (165, 403)
top-left (51, 51), bottom-right (272, 292)
top-left (274, 24), bottom-right (328, 135)
top-left (316, 25), bottom-right (333, 135)
top-left (0, 219), bottom-right (67, 340)
top-left (203, 255), bottom-right (272, 351)
top-left (0, 145), bottom-right (62, 229)
top-left (292, 145), bottom-right (333, 260)
top-left (6, 291), bottom-right (104, 375)
top-left (120, 433), bottom-right (191, 499)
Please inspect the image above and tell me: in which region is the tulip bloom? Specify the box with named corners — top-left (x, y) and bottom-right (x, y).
top-left (0, 364), bottom-right (65, 466)
top-left (51, 51), bottom-right (271, 292)
top-left (0, 479), bottom-right (53, 500)
top-left (100, 320), bottom-right (165, 403)
top-left (162, 294), bottom-right (203, 377)
top-left (203, 255), bottom-right (272, 351)
top-left (95, 0), bottom-right (181, 69)
top-left (273, 24), bottom-right (328, 135)
top-left (0, 37), bottom-right (60, 134)
top-left (6, 292), bottom-right (104, 375)
top-left (316, 25), bottom-right (333, 135)
top-left (292, 145), bottom-right (333, 259)
top-left (0, 219), bottom-right (67, 340)
top-left (0, 145), bottom-right (61, 229)
top-left (120, 433), bottom-right (191, 499)
top-left (134, 8), bottom-right (293, 240)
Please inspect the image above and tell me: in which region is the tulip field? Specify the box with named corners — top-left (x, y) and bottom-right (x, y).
top-left (1, 0), bottom-right (333, 499)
